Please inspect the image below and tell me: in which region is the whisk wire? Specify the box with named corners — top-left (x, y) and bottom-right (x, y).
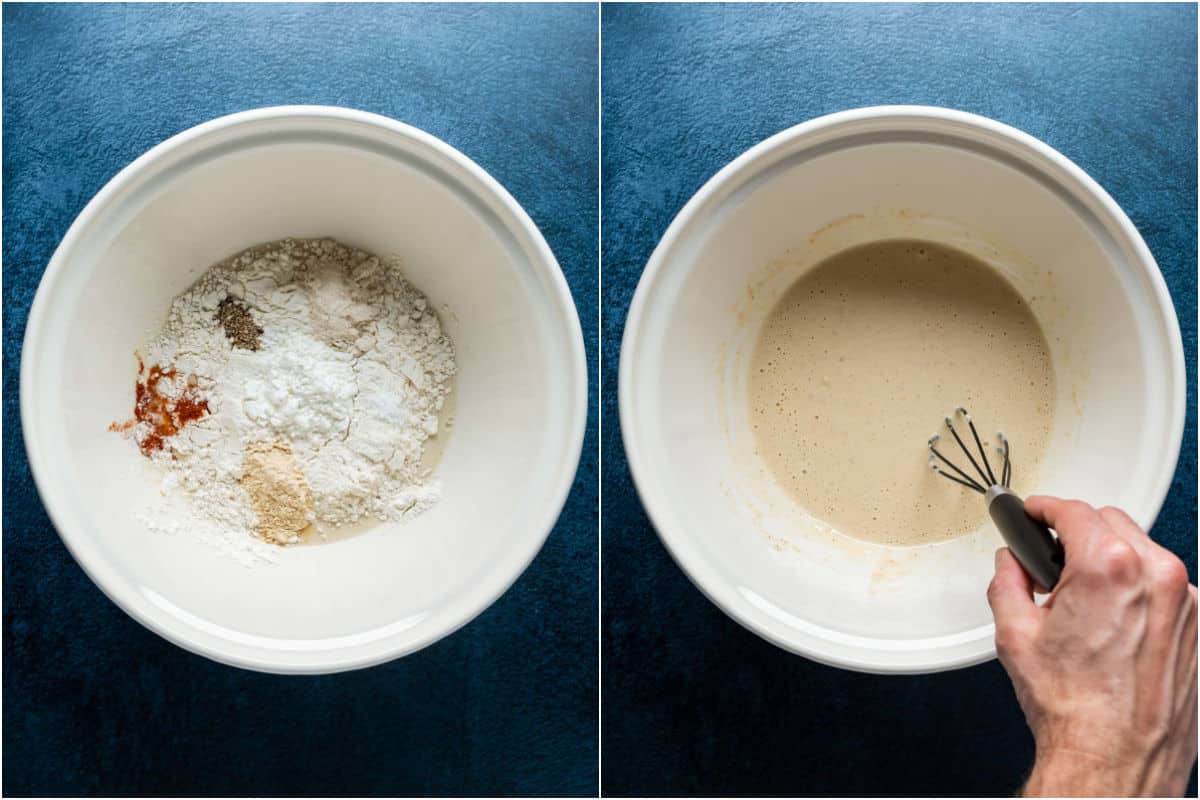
top-left (929, 410), bottom-right (1019, 496)
top-left (998, 434), bottom-right (1012, 488)
top-left (944, 415), bottom-right (992, 487)
top-left (959, 409), bottom-right (998, 486)
top-left (934, 467), bottom-right (987, 494)
top-left (929, 437), bottom-right (987, 494)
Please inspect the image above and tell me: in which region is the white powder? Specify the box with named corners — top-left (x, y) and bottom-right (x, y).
top-left (128, 238), bottom-right (456, 561)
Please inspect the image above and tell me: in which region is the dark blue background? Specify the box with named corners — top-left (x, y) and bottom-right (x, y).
top-left (602, 4), bottom-right (1197, 796)
top-left (3, 4), bottom-right (597, 796)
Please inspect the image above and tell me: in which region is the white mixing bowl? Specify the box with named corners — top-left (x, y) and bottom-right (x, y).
top-left (21, 106), bottom-right (587, 673)
top-left (620, 106), bottom-right (1185, 673)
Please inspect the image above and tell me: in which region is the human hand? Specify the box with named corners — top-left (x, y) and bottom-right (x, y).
top-left (987, 496), bottom-right (1197, 797)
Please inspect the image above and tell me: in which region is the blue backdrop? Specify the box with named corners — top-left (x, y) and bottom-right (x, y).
top-left (601, 4), bottom-right (1197, 796)
top-left (3, 4), bottom-right (597, 796)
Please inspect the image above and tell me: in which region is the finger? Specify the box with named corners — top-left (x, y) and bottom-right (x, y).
top-left (1097, 506), bottom-right (1155, 557)
top-left (1097, 508), bottom-right (1192, 593)
top-left (988, 547), bottom-right (1040, 628)
top-left (1023, 496), bottom-right (1107, 552)
top-left (1098, 505), bottom-right (1152, 546)
top-left (1097, 505), bottom-right (1146, 537)
top-left (1023, 495), bottom-right (1098, 529)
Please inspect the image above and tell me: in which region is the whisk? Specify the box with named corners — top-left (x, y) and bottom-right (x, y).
top-left (928, 407), bottom-right (1065, 590)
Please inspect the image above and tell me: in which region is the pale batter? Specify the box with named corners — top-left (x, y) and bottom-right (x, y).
top-left (749, 239), bottom-right (1055, 546)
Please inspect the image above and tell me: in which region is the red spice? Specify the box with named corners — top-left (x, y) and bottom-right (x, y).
top-left (109, 354), bottom-right (210, 456)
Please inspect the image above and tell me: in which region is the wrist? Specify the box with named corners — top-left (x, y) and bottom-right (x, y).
top-left (1024, 744), bottom-right (1148, 797)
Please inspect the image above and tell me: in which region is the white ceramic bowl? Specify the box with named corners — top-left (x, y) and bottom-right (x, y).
top-left (22, 106), bottom-right (587, 673)
top-left (620, 106), bottom-right (1185, 674)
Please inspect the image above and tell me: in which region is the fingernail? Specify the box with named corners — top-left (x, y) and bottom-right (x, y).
top-left (994, 548), bottom-right (1006, 569)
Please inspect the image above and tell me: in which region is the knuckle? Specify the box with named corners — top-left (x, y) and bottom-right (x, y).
top-left (993, 619), bottom-right (1030, 656)
top-left (1092, 538), bottom-right (1141, 580)
top-left (1149, 555), bottom-right (1190, 594)
top-left (985, 576), bottom-right (1009, 607)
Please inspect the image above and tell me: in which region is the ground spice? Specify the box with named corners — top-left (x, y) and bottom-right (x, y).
top-left (109, 355), bottom-right (210, 456)
top-left (240, 438), bottom-right (314, 545)
top-left (215, 296), bottom-right (262, 350)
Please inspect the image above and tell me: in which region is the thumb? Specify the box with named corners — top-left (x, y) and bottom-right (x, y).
top-left (987, 547), bottom-right (1040, 628)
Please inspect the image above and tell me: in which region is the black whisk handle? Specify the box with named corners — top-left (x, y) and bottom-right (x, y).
top-left (986, 487), bottom-right (1064, 591)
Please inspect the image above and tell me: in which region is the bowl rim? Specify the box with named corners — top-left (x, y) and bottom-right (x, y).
top-left (618, 104), bottom-right (1187, 674)
top-left (20, 105), bottom-right (589, 674)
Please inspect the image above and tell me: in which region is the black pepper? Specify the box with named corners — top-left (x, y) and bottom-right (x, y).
top-left (215, 296), bottom-right (263, 350)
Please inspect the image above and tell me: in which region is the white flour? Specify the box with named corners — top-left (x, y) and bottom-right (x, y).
top-left (127, 238), bottom-right (455, 563)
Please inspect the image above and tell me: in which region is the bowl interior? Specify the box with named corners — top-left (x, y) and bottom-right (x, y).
top-left (623, 112), bottom-right (1182, 672)
top-left (23, 111), bottom-right (584, 671)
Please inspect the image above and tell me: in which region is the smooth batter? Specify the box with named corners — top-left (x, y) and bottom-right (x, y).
top-left (749, 239), bottom-right (1055, 546)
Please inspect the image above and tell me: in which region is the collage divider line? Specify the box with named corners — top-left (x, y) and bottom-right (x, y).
top-left (595, 0), bottom-right (604, 793)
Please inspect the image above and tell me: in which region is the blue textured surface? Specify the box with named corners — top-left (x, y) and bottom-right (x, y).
top-left (3, 4), bottom-right (597, 796)
top-left (602, 4), bottom-right (1197, 796)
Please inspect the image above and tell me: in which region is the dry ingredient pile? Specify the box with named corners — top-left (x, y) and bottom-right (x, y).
top-left (111, 238), bottom-right (456, 557)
